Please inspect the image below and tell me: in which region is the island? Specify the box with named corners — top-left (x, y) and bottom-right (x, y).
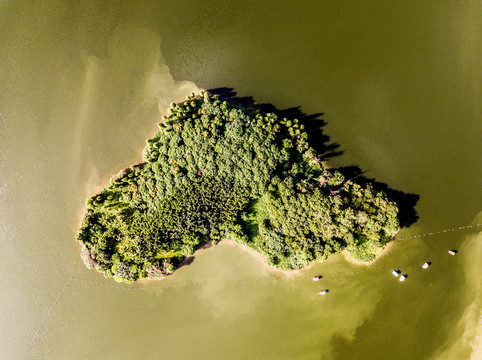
top-left (76, 92), bottom-right (400, 283)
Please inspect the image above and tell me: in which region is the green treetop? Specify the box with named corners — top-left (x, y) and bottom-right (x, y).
top-left (77, 92), bottom-right (400, 282)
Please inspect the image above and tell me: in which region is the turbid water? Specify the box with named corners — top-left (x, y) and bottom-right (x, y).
top-left (0, 1), bottom-right (480, 359)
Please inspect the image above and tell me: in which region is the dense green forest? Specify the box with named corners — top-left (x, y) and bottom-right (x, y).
top-left (77, 92), bottom-right (400, 282)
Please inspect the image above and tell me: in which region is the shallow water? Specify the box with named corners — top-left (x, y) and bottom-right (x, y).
top-left (0, 1), bottom-right (480, 359)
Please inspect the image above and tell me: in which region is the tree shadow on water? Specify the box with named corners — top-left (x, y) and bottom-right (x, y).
top-left (208, 87), bottom-right (419, 228)
top-left (177, 256), bottom-right (195, 268)
top-left (208, 87), bottom-right (343, 161)
top-left (174, 240), bottom-right (219, 269)
top-left (336, 166), bottom-right (419, 228)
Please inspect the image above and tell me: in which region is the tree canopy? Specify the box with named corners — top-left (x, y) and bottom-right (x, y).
top-left (77, 92), bottom-right (400, 282)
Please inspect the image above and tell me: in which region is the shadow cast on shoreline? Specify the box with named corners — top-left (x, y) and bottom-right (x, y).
top-left (208, 87), bottom-right (419, 228)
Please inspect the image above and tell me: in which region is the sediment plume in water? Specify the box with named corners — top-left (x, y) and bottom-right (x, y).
top-left (72, 25), bottom-right (199, 196)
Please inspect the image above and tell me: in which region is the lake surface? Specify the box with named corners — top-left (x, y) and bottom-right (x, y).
top-left (0, 1), bottom-right (480, 359)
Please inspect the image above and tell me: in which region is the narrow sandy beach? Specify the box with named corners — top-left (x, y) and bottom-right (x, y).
top-left (113, 238), bottom-right (398, 284)
top-left (226, 238), bottom-right (396, 273)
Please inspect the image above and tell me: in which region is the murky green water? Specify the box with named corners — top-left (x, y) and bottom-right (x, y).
top-left (0, 1), bottom-right (480, 359)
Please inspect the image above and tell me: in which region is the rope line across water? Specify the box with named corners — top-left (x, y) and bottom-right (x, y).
top-left (395, 224), bottom-right (479, 240)
top-left (22, 256), bottom-right (79, 359)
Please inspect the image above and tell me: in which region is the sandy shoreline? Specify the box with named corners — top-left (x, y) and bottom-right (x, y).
top-left (232, 238), bottom-right (396, 273)
top-left (225, 240), bottom-right (320, 275)
top-left (78, 235), bottom-right (397, 283)
top-left (179, 238), bottom-right (396, 279)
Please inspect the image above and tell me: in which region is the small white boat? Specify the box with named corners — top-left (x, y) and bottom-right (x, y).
top-left (448, 250), bottom-right (457, 256)
top-left (422, 262), bottom-right (430, 269)
top-left (399, 274), bottom-right (407, 282)
top-left (312, 276), bottom-right (321, 281)
top-left (392, 270), bottom-right (400, 277)
top-left (318, 290), bottom-right (328, 296)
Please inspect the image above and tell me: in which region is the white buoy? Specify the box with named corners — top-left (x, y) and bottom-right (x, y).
top-left (422, 262), bottom-right (430, 269)
top-left (399, 274), bottom-right (407, 282)
top-left (392, 270), bottom-right (401, 277)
